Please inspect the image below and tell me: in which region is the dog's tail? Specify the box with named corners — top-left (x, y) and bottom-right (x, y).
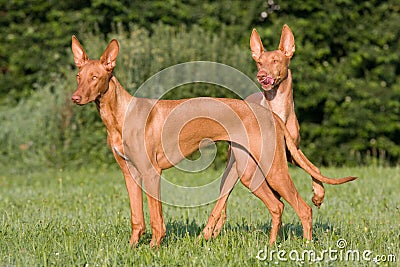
top-left (273, 113), bottom-right (357, 185)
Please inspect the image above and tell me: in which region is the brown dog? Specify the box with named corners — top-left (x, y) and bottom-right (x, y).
top-left (202, 25), bottom-right (342, 240)
top-left (248, 24), bottom-right (325, 207)
top-left (70, 36), bottom-right (355, 246)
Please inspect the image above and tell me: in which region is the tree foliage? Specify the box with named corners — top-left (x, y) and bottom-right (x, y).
top-left (270, 0), bottom-right (400, 165)
top-left (1, 0), bottom-right (399, 169)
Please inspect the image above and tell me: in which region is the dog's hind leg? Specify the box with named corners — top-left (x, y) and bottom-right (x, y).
top-left (267, 162), bottom-right (312, 241)
top-left (203, 154), bottom-right (238, 240)
top-left (234, 147), bottom-right (285, 245)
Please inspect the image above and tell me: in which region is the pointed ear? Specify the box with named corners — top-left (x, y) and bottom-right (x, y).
top-left (100, 39), bottom-right (119, 72)
top-left (250, 29), bottom-right (264, 61)
top-left (278, 24), bottom-right (295, 58)
top-left (71, 35), bottom-right (89, 68)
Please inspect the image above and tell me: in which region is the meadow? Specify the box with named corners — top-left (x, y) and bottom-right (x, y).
top-left (0, 165), bottom-right (399, 266)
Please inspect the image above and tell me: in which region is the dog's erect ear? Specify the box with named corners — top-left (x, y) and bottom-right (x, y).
top-left (250, 29), bottom-right (264, 61)
top-left (72, 35), bottom-right (89, 68)
top-left (100, 39), bottom-right (119, 72)
top-left (278, 24), bottom-right (295, 58)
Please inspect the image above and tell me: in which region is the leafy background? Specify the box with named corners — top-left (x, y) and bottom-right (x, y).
top-left (1, 0), bottom-right (399, 171)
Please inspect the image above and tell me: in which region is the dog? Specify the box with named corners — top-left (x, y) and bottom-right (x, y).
top-left (202, 25), bottom-right (346, 240)
top-left (70, 36), bottom-right (355, 246)
top-left (248, 24), bottom-right (325, 207)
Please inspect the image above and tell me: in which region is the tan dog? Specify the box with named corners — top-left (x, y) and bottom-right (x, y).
top-left (248, 24), bottom-right (325, 207)
top-left (70, 36), bottom-right (355, 246)
top-left (202, 25), bottom-right (339, 240)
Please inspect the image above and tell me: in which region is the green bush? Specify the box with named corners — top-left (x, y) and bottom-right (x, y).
top-left (1, 1), bottom-right (399, 169)
top-left (267, 0), bottom-right (400, 165)
top-left (0, 74), bottom-right (109, 172)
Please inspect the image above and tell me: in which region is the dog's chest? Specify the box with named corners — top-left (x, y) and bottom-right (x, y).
top-left (267, 93), bottom-right (290, 123)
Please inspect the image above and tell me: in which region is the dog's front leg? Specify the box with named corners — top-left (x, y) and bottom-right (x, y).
top-left (125, 167), bottom-right (146, 245)
top-left (112, 149), bottom-right (146, 245)
top-left (143, 170), bottom-right (166, 247)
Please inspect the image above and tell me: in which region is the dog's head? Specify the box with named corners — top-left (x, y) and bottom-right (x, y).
top-left (250, 25), bottom-right (295, 91)
top-left (71, 36), bottom-right (119, 105)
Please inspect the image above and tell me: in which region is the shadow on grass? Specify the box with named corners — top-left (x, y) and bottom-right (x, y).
top-left (279, 221), bottom-right (339, 242)
top-left (165, 219), bottom-right (272, 239)
top-left (165, 219), bottom-right (203, 240)
top-left (161, 219), bottom-right (340, 244)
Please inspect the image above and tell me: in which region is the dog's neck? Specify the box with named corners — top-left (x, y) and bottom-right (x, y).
top-left (263, 70), bottom-right (294, 123)
top-left (96, 76), bottom-right (133, 136)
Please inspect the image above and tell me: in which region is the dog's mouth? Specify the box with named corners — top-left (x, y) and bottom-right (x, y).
top-left (259, 76), bottom-right (277, 90)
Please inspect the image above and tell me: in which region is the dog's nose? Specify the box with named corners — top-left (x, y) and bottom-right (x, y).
top-left (257, 70), bottom-right (267, 82)
top-left (71, 95), bottom-right (82, 103)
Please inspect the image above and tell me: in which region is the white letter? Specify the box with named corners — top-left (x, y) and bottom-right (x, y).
top-left (329, 248), bottom-right (338, 261)
top-left (256, 248), bottom-right (267, 261)
top-left (289, 250), bottom-right (299, 262)
top-left (362, 250), bottom-right (372, 261)
top-left (277, 250), bottom-right (287, 262)
top-left (317, 250), bottom-right (328, 262)
top-left (346, 250), bottom-right (360, 261)
top-left (302, 250), bottom-right (316, 262)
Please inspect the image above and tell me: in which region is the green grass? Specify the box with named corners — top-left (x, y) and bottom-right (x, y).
top-left (1, 165), bottom-right (399, 266)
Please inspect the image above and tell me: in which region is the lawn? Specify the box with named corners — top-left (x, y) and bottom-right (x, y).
top-left (0, 165), bottom-right (399, 266)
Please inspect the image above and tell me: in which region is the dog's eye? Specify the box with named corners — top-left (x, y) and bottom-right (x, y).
top-left (92, 76), bottom-right (97, 80)
top-left (273, 59), bottom-right (279, 63)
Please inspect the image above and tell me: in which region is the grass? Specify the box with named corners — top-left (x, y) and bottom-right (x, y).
top-left (0, 165), bottom-right (399, 266)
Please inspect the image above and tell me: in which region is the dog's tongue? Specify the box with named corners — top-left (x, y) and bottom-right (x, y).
top-left (263, 77), bottom-right (275, 85)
